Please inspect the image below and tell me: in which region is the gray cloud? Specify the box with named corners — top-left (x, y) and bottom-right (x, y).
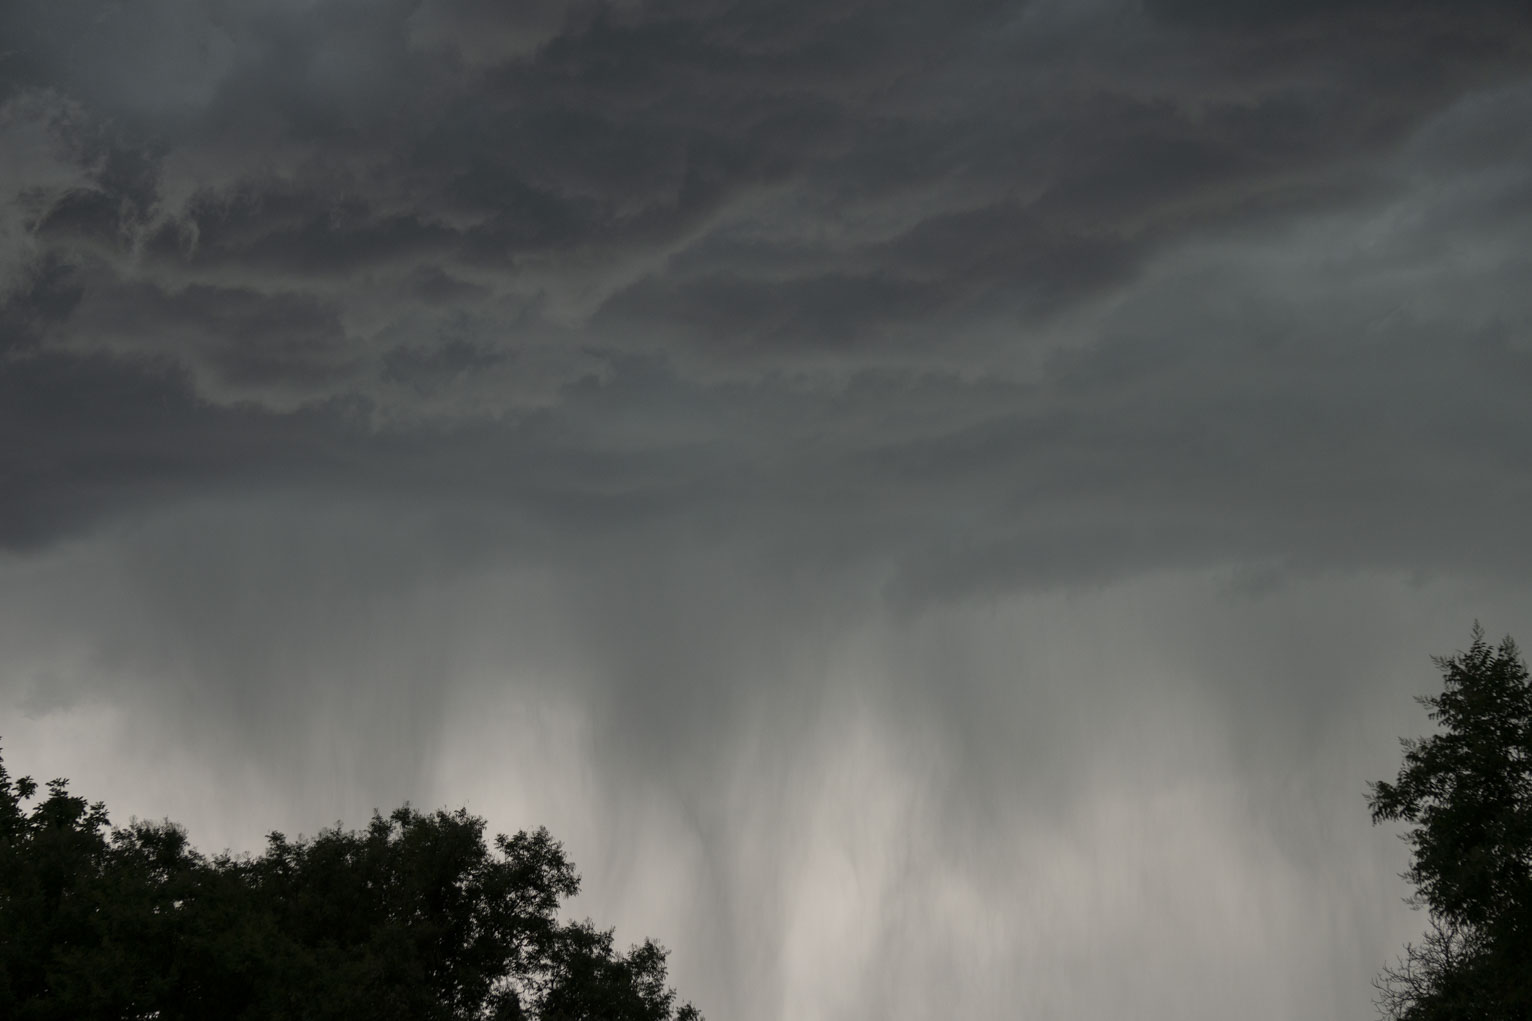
top-left (4, 3), bottom-right (1532, 1020)
top-left (6, 0), bottom-right (1528, 410)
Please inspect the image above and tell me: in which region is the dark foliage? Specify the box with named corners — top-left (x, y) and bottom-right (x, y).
top-left (1368, 624), bottom-right (1532, 1020)
top-left (0, 749), bottom-right (700, 1021)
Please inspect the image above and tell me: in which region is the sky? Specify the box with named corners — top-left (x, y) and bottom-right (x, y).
top-left (3, 0), bottom-right (1532, 1017)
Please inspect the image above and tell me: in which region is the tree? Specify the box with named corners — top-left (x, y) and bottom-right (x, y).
top-left (1368, 624), bottom-right (1532, 1020)
top-left (0, 747), bottom-right (701, 1021)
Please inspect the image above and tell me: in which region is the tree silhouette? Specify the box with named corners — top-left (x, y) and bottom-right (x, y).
top-left (1368, 624), bottom-right (1532, 1019)
top-left (0, 748), bottom-right (700, 1021)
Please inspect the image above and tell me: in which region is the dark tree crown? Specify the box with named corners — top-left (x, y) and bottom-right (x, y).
top-left (0, 746), bottom-right (701, 1021)
top-left (1368, 624), bottom-right (1532, 1020)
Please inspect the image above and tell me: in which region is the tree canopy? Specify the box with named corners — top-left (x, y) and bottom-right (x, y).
top-left (0, 749), bottom-right (701, 1021)
top-left (1368, 624), bottom-right (1532, 1020)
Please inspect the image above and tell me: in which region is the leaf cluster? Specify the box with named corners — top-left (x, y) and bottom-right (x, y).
top-left (1368, 624), bottom-right (1532, 1020)
top-left (0, 750), bottom-right (700, 1021)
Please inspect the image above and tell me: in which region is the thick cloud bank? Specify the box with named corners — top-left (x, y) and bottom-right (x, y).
top-left (4, 1), bottom-right (1532, 1018)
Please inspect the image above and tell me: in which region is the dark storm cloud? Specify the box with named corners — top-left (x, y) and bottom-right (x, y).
top-left (6, 7), bottom-right (1532, 1020)
top-left (0, 351), bottom-right (345, 549)
top-left (3, 0), bottom-right (1532, 574)
top-left (0, 255), bottom-right (82, 354)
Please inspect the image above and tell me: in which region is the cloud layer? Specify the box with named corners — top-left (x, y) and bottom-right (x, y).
top-left (4, 2), bottom-right (1532, 1018)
